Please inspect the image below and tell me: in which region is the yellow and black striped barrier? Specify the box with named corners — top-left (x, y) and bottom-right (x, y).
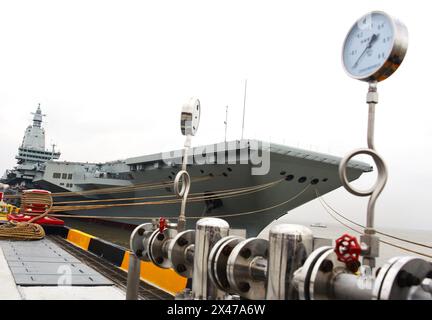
top-left (62, 227), bottom-right (187, 295)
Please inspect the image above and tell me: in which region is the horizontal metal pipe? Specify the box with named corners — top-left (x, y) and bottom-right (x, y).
top-left (250, 256), bottom-right (267, 281)
top-left (332, 273), bottom-right (373, 300)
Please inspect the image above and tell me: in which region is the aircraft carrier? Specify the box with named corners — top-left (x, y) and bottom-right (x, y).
top-left (2, 105), bottom-right (372, 236)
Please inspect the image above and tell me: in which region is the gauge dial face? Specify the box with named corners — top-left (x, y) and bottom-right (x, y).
top-left (342, 12), bottom-right (395, 79)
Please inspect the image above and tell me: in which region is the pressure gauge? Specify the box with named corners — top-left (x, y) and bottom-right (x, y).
top-left (180, 97), bottom-right (200, 136)
top-left (342, 11), bottom-right (408, 82)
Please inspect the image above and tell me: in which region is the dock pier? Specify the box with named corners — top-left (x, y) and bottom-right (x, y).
top-left (0, 226), bottom-right (174, 300)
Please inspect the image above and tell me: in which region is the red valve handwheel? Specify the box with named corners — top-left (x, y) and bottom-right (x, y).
top-left (334, 233), bottom-right (361, 264)
top-left (159, 217), bottom-right (167, 233)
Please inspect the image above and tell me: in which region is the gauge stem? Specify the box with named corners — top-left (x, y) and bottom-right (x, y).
top-left (366, 81), bottom-right (378, 150)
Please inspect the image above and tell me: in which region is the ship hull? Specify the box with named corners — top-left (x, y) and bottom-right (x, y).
top-left (48, 152), bottom-right (366, 236)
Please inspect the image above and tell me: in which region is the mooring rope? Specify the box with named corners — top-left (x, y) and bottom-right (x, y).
top-left (52, 176), bottom-right (212, 198)
top-left (21, 182), bottom-right (310, 220)
top-left (0, 191), bottom-right (52, 240)
top-left (315, 189), bottom-right (432, 259)
top-left (0, 221), bottom-right (45, 240)
top-left (315, 189), bottom-right (432, 250)
top-left (49, 179), bottom-right (283, 212)
top-left (54, 178), bottom-right (282, 205)
top-left (3, 176), bottom-right (212, 199)
top-left (191, 183), bottom-right (311, 219)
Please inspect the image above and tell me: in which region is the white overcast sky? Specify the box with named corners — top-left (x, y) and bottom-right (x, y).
top-left (1, 0), bottom-right (431, 230)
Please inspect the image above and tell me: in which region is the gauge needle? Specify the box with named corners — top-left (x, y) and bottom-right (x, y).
top-left (352, 33), bottom-right (379, 69)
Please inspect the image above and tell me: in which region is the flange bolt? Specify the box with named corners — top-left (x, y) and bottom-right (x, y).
top-left (397, 270), bottom-right (421, 288)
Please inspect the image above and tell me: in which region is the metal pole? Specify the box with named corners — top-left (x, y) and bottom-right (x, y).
top-left (176, 135), bottom-right (191, 231)
top-left (224, 105), bottom-right (228, 143)
top-left (51, 143), bottom-right (56, 160)
top-left (366, 81), bottom-right (377, 150)
top-left (241, 79), bottom-right (247, 140)
top-left (338, 81), bottom-right (387, 269)
top-left (365, 81), bottom-right (385, 232)
top-left (126, 253), bottom-right (141, 300)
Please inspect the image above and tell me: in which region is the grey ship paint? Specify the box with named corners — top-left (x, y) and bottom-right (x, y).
top-left (1, 106), bottom-right (371, 236)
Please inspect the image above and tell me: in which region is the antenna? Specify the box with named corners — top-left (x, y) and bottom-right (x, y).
top-left (51, 143), bottom-right (56, 160)
top-left (30, 103), bottom-right (47, 117)
top-left (224, 105), bottom-right (228, 143)
top-left (241, 79), bottom-right (247, 140)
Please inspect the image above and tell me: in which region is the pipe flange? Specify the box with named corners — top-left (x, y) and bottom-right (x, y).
top-left (226, 238), bottom-right (268, 299)
top-left (148, 228), bottom-right (177, 269)
top-left (208, 235), bottom-right (244, 292)
top-left (373, 256), bottom-right (432, 300)
top-left (130, 223), bottom-right (154, 261)
top-left (168, 229), bottom-right (195, 278)
top-left (309, 247), bottom-right (350, 300)
top-left (294, 246), bottom-right (332, 300)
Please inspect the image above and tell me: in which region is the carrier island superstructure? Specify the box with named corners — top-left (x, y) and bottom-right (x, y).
top-left (2, 104), bottom-right (60, 190)
top-left (1, 106), bottom-right (371, 236)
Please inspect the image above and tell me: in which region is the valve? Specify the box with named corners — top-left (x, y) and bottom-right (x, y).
top-left (334, 234), bottom-right (361, 272)
top-left (159, 217), bottom-right (167, 233)
top-left (294, 246), bottom-right (370, 300)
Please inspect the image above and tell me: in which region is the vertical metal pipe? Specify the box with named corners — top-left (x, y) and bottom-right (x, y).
top-left (192, 218), bottom-right (229, 299)
top-left (177, 135), bottom-right (191, 232)
top-left (126, 253), bottom-right (141, 300)
top-left (266, 224), bottom-right (313, 300)
top-left (366, 81), bottom-right (378, 151)
top-left (241, 79), bottom-right (247, 140)
top-left (224, 105), bottom-right (228, 143)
